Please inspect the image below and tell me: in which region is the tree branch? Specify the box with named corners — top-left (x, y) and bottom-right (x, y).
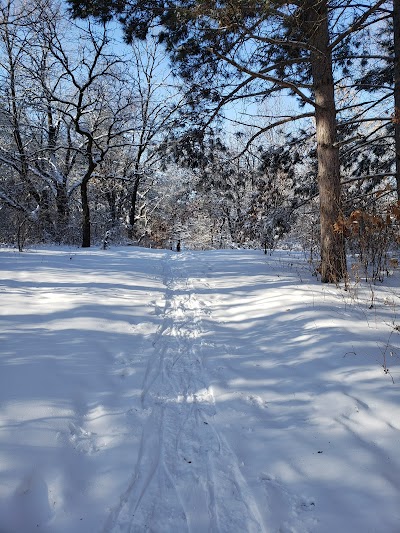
top-left (330, 0), bottom-right (389, 50)
top-left (208, 48), bottom-right (316, 108)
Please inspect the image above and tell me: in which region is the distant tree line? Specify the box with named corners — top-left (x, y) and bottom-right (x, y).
top-left (0, 0), bottom-right (398, 283)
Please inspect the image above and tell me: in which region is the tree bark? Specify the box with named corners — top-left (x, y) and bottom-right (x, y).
top-left (81, 181), bottom-right (91, 247)
top-left (394, 0), bottom-right (400, 200)
top-left (307, 0), bottom-right (346, 282)
top-left (39, 187), bottom-right (53, 232)
top-left (56, 183), bottom-right (69, 243)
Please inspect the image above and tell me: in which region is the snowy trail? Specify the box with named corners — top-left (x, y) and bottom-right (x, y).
top-left (105, 252), bottom-right (265, 533)
top-left (1, 247), bottom-right (400, 533)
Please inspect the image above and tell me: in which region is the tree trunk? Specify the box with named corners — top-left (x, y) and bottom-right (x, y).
top-left (81, 181), bottom-right (91, 247)
top-left (39, 188), bottom-right (53, 235)
top-left (307, 0), bottom-right (346, 282)
top-left (394, 0), bottom-right (400, 200)
top-left (106, 190), bottom-right (117, 225)
top-left (56, 183), bottom-right (69, 243)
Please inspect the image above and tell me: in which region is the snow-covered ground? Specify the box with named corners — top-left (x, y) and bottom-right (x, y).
top-left (0, 246), bottom-right (399, 533)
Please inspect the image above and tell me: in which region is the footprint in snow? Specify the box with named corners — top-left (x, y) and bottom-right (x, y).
top-left (68, 422), bottom-right (99, 455)
top-left (260, 474), bottom-right (317, 531)
top-left (247, 394), bottom-right (268, 409)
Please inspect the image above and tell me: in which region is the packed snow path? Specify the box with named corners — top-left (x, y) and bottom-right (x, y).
top-left (105, 253), bottom-right (265, 532)
top-left (1, 246), bottom-right (400, 533)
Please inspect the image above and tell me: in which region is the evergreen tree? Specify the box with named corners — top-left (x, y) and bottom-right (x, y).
top-left (333, 1), bottom-right (398, 203)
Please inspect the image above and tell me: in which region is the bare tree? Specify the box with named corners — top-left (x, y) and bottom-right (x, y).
top-left (124, 36), bottom-right (186, 239)
top-left (39, 6), bottom-right (136, 247)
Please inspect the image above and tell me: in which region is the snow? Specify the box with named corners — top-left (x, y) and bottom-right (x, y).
top-left (0, 246), bottom-right (400, 533)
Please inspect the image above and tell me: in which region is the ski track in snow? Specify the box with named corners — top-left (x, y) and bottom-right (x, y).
top-left (104, 252), bottom-right (265, 533)
top-left (2, 248), bottom-right (400, 533)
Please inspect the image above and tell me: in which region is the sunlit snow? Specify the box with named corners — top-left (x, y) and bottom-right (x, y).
top-left (0, 246), bottom-right (399, 532)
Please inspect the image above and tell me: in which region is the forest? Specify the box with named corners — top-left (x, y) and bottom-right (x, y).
top-left (0, 0), bottom-right (399, 283)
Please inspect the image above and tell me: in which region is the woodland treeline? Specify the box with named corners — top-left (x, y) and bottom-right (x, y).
top-left (0, 0), bottom-right (399, 282)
